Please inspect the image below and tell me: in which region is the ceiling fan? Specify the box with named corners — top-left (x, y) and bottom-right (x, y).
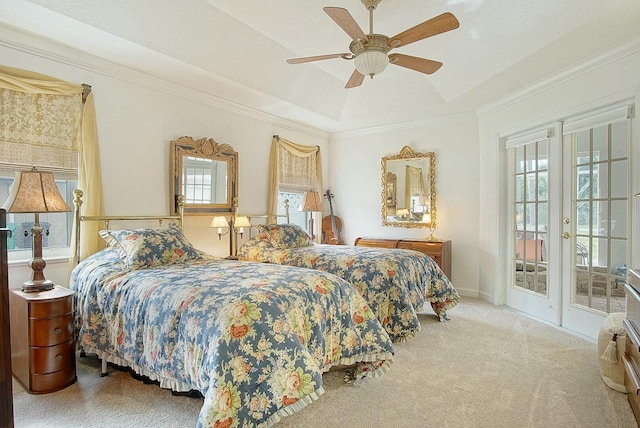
top-left (287, 0), bottom-right (459, 88)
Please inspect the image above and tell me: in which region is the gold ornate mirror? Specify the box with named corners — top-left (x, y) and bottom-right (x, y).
top-left (381, 146), bottom-right (436, 228)
top-left (170, 136), bottom-right (238, 215)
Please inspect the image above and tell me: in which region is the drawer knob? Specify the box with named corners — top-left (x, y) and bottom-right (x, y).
top-left (55, 354), bottom-right (63, 361)
top-left (54, 328), bottom-right (62, 335)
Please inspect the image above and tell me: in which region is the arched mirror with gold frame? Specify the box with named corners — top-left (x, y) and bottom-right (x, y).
top-left (170, 136), bottom-right (238, 215)
top-left (381, 146), bottom-right (436, 228)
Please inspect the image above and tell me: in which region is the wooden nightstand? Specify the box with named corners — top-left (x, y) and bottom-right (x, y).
top-left (9, 285), bottom-right (76, 394)
top-left (354, 237), bottom-right (452, 279)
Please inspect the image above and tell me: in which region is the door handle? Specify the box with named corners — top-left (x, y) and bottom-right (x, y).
top-left (562, 232), bottom-right (570, 239)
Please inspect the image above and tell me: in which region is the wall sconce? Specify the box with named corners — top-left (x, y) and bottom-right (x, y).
top-left (234, 216), bottom-right (251, 239)
top-left (211, 215), bottom-right (252, 258)
top-left (299, 190), bottom-right (324, 240)
top-left (211, 216), bottom-right (230, 240)
top-left (211, 215), bottom-right (234, 258)
top-left (1, 168), bottom-right (71, 292)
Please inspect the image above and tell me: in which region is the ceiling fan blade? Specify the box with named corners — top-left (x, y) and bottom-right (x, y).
top-left (345, 69), bottom-right (365, 89)
top-left (389, 54), bottom-right (443, 74)
top-left (324, 7), bottom-right (368, 42)
top-left (388, 12), bottom-right (459, 49)
top-left (287, 53), bottom-right (352, 64)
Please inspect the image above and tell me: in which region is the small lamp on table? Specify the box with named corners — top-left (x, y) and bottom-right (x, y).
top-left (1, 168), bottom-right (71, 293)
top-left (299, 190), bottom-right (324, 240)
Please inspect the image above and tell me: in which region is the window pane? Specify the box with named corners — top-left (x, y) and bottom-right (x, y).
top-left (594, 163), bottom-right (608, 199)
top-left (576, 130), bottom-right (590, 165)
top-left (610, 200), bottom-right (627, 239)
top-left (610, 160), bottom-right (627, 199)
top-left (594, 201), bottom-right (608, 237)
top-left (611, 121), bottom-right (628, 159)
top-left (592, 125), bottom-right (609, 162)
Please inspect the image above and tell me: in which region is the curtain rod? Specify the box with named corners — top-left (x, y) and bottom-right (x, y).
top-left (82, 83), bottom-right (92, 104)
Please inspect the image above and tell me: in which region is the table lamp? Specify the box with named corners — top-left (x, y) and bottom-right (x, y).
top-left (2, 168), bottom-right (71, 292)
top-left (299, 190), bottom-right (323, 239)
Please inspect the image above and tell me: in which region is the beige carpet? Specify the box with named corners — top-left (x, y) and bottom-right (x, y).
top-left (12, 298), bottom-right (637, 428)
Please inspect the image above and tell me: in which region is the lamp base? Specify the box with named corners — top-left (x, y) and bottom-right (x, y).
top-left (22, 279), bottom-right (55, 293)
top-left (425, 229), bottom-right (440, 242)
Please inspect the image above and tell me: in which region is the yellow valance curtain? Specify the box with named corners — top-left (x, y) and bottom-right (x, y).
top-left (0, 64), bottom-right (105, 266)
top-left (267, 136), bottom-right (323, 221)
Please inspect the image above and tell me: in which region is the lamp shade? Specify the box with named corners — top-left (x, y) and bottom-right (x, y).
top-left (421, 212), bottom-right (432, 224)
top-left (210, 216), bottom-right (229, 228)
top-left (234, 216), bottom-right (251, 228)
top-left (299, 191), bottom-right (324, 212)
top-left (2, 169), bottom-right (71, 213)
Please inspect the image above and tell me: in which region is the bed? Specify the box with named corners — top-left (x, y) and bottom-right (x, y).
top-left (69, 201), bottom-right (394, 427)
top-left (237, 224), bottom-right (460, 343)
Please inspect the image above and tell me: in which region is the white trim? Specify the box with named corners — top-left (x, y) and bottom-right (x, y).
top-left (504, 129), bottom-right (550, 149)
top-left (562, 104), bottom-right (633, 134)
top-left (0, 28), bottom-right (330, 141)
top-left (478, 36), bottom-right (640, 119)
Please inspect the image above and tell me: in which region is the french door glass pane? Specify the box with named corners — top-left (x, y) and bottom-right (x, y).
top-left (570, 123), bottom-right (628, 314)
top-left (513, 139), bottom-right (548, 296)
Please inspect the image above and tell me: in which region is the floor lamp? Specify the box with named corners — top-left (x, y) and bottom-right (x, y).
top-left (1, 168), bottom-right (71, 292)
top-left (299, 190), bottom-right (324, 240)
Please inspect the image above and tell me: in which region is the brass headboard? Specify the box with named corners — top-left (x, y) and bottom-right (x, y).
top-left (240, 199), bottom-right (290, 239)
top-left (72, 189), bottom-right (184, 265)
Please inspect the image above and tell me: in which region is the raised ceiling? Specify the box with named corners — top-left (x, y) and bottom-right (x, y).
top-left (1, 0), bottom-right (639, 133)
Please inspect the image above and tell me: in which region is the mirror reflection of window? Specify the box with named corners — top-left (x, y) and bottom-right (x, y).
top-left (182, 156), bottom-right (228, 205)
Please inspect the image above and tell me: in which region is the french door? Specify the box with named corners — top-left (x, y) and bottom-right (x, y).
top-left (507, 103), bottom-right (632, 340)
top-left (560, 106), bottom-right (631, 339)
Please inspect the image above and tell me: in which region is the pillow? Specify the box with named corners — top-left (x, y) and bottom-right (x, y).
top-left (99, 224), bottom-right (201, 270)
top-left (257, 224), bottom-right (313, 248)
top-left (236, 232), bottom-right (275, 261)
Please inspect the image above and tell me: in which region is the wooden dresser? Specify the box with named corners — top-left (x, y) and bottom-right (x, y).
top-left (9, 285), bottom-right (76, 394)
top-left (354, 237), bottom-right (451, 279)
top-left (624, 268), bottom-right (640, 424)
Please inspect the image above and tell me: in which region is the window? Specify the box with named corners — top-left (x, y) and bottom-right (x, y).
top-left (0, 173), bottom-right (77, 260)
top-left (511, 135), bottom-right (549, 295)
top-left (183, 156), bottom-right (214, 204)
top-left (269, 136), bottom-right (323, 234)
top-left (278, 191), bottom-right (306, 230)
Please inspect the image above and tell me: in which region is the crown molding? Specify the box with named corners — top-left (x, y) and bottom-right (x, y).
top-left (330, 110), bottom-right (478, 140)
top-left (0, 27), bottom-right (330, 141)
top-left (477, 35), bottom-right (640, 119)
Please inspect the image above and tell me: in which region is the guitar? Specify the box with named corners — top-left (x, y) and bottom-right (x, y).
top-left (322, 189), bottom-right (344, 245)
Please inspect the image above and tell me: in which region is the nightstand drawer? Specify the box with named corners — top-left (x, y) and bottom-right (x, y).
top-left (30, 340), bottom-right (75, 374)
top-left (29, 367), bottom-right (76, 394)
top-left (30, 298), bottom-right (72, 318)
top-left (10, 286), bottom-right (77, 394)
top-left (30, 314), bottom-right (74, 346)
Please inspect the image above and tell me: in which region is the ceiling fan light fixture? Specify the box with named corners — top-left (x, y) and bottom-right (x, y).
top-left (354, 50), bottom-right (389, 78)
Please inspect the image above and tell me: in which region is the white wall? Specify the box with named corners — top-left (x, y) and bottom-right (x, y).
top-left (329, 114), bottom-right (480, 297)
top-left (477, 38), bottom-right (640, 304)
top-left (6, 23), bottom-right (638, 312)
top-left (1, 27), bottom-right (330, 287)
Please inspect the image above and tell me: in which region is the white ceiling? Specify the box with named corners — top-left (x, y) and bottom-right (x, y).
top-left (2, 0), bottom-right (640, 133)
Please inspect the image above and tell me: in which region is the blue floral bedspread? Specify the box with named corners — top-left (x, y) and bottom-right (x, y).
top-left (238, 239), bottom-right (460, 342)
top-left (70, 249), bottom-right (394, 427)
